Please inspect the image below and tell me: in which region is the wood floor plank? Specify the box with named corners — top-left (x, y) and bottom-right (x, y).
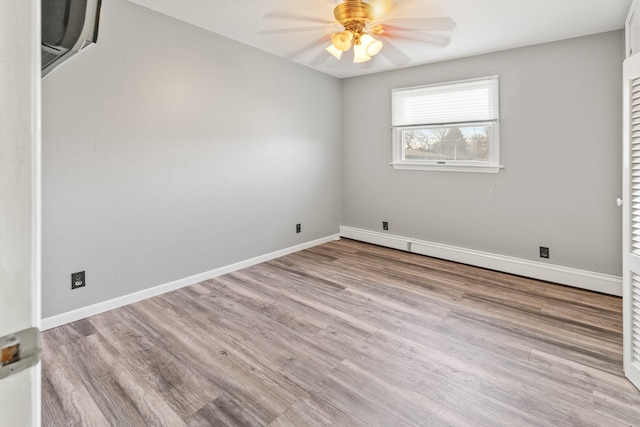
top-left (106, 301), bottom-right (231, 383)
top-left (313, 325), bottom-right (549, 427)
top-left (42, 239), bottom-right (640, 426)
top-left (527, 349), bottom-right (640, 399)
top-left (124, 299), bottom-right (296, 425)
top-left (593, 388), bottom-right (640, 426)
top-left (56, 336), bottom-right (161, 426)
top-left (444, 299), bottom-right (624, 376)
top-left (226, 269), bottom-right (381, 336)
top-left (324, 358), bottom-right (484, 427)
top-left (301, 394), bottom-right (369, 427)
top-left (41, 377), bottom-right (72, 426)
top-left (268, 400), bottom-right (335, 427)
top-left (42, 339), bottom-right (113, 426)
top-left (157, 290), bottom-right (341, 402)
top-left (89, 309), bottom-right (224, 419)
top-left (186, 395), bottom-right (265, 427)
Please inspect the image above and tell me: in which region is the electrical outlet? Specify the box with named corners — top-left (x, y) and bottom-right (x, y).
top-left (296, 223), bottom-right (301, 233)
top-left (383, 221), bottom-right (389, 231)
top-left (71, 271), bottom-right (85, 290)
top-left (539, 247), bottom-right (549, 259)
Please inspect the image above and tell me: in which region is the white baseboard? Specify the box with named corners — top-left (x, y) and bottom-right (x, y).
top-left (340, 226), bottom-right (622, 297)
top-left (42, 234), bottom-right (341, 330)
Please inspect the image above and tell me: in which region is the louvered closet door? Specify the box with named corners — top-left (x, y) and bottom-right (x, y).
top-left (623, 53), bottom-right (640, 391)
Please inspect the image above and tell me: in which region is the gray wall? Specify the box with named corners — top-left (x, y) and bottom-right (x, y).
top-left (42, 0), bottom-right (342, 317)
top-left (342, 31), bottom-right (624, 276)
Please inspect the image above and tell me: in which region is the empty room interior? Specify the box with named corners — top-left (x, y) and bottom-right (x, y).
top-left (33, 0), bottom-right (640, 425)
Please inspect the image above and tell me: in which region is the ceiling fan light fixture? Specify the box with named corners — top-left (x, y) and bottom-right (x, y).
top-left (331, 30), bottom-right (353, 51)
top-left (325, 44), bottom-right (343, 60)
top-left (353, 42), bottom-right (372, 63)
top-left (263, 0), bottom-right (456, 68)
top-left (360, 33), bottom-right (383, 57)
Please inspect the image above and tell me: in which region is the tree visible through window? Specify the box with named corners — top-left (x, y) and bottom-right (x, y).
top-left (403, 126), bottom-right (489, 162)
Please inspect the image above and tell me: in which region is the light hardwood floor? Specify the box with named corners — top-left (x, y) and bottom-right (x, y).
top-left (42, 239), bottom-right (640, 426)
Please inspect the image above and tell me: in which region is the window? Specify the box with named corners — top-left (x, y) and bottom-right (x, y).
top-left (391, 76), bottom-right (501, 173)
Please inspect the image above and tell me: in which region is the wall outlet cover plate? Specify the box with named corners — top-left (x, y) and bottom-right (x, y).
top-left (71, 271), bottom-right (85, 289)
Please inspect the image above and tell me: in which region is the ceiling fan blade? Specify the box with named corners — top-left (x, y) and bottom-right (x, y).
top-left (309, 49), bottom-right (332, 66)
top-left (380, 17), bottom-right (456, 32)
top-left (401, 33), bottom-right (451, 46)
top-left (286, 36), bottom-right (330, 59)
top-left (379, 38), bottom-right (411, 66)
top-left (369, 0), bottom-right (415, 18)
top-left (382, 26), bottom-right (451, 46)
top-left (264, 11), bottom-right (334, 26)
top-left (259, 26), bottom-right (333, 36)
top-left (368, 0), bottom-right (395, 18)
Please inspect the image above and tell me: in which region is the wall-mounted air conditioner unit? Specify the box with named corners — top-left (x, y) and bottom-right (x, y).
top-left (42, 0), bottom-right (102, 77)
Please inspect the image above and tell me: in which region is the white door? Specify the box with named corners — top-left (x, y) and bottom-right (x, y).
top-left (623, 52), bottom-right (640, 391)
top-left (0, 0), bottom-right (42, 425)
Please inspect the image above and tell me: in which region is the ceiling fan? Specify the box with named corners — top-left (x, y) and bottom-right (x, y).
top-left (260, 0), bottom-right (456, 66)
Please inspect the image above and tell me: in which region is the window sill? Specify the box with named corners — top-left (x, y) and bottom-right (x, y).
top-left (390, 163), bottom-right (503, 173)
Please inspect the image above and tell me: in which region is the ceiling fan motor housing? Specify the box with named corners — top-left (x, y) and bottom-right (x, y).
top-left (334, 0), bottom-right (375, 30)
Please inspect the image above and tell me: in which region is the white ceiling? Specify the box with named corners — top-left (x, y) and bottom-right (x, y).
top-left (128, 0), bottom-right (632, 79)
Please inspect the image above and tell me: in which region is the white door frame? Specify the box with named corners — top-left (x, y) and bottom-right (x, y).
top-left (0, 0), bottom-right (42, 425)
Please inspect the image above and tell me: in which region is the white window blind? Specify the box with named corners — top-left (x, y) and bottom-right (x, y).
top-left (392, 76), bottom-right (499, 127)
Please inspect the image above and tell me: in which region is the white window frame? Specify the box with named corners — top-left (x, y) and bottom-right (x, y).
top-left (391, 76), bottom-right (502, 173)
